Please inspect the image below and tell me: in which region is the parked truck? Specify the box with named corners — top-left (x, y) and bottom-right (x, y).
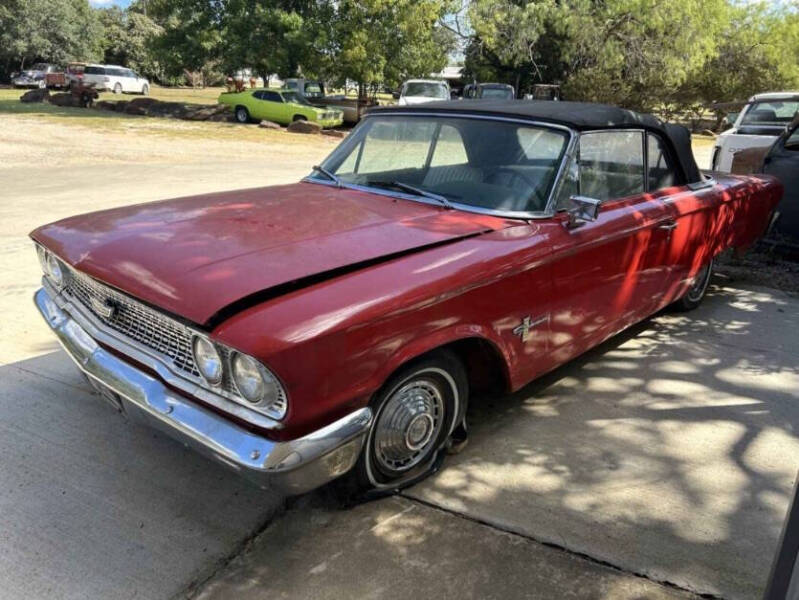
top-left (282, 78), bottom-right (377, 124)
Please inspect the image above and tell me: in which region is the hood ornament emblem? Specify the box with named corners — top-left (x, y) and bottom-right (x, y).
top-left (91, 296), bottom-right (118, 319)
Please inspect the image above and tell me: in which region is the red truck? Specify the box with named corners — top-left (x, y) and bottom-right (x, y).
top-left (31, 101), bottom-right (781, 496)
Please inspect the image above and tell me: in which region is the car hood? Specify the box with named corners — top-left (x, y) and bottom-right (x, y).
top-left (32, 182), bottom-right (506, 326)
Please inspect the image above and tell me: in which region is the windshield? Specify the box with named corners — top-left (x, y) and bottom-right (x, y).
top-left (480, 87), bottom-right (514, 99)
top-left (403, 82), bottom-right (448, 99)
top-left (282, 91), bottom-right (309, 105)
top-left (310, 116), bottom-right (570, 214)
top-left (30, 63), bottom-right (48, 71)
top-left (304, 82), bottom-right (324, 98)
top-left (741, 100), bottom-right (799, 127)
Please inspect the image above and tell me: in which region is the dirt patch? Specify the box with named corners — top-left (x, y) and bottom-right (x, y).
top-left (716, 247), bottom-right (799, 295)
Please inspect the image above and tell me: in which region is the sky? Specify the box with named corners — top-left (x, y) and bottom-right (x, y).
top-left (89, 0), bottom-right (132, 7)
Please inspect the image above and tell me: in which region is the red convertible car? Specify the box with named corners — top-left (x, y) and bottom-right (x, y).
top-left (32, 101), bottom-right (781, 495)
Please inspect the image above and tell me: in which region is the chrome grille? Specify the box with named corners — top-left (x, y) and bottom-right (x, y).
top-left (63, 268), bottom-right (201, 378)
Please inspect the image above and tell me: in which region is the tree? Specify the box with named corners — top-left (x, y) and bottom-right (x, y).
top-left (673, 2), bottom-right (799, 116)
top-left (96, 5), bottom-right (164, 79)
top-left (331, 0), bottom-right (454, 89)
top-left (0, 0), bottom-right (102, 79)
top-left (559, 0), bottom-right (729, 112)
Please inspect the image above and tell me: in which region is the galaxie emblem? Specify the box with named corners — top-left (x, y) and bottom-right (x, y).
top-left (512, 315), bottom-right (549, 342)
top-left (90, 296), bottom-right (118, 319)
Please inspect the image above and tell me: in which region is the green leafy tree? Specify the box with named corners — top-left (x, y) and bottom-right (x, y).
top-left (331, 0), bottom-right (454, 89)
top-left (0, 0), bottom-right (102, 79)
top-left (96, 5), bottom-right (164, 79)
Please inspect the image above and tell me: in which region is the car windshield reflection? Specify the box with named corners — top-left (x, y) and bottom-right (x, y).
top-left (308, 116), bottom-right (570, 214)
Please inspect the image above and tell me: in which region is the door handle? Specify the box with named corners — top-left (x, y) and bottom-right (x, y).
top-left (658, 220), bottom-right (678, 231)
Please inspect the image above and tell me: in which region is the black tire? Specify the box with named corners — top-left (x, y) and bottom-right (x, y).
top-left (345, 350), bottom-right (468, 496)
top-left (292, 114), bottom-right (307, 122)
top-left (141, 84), bottom-right (149, 96)
top-left (675, 257), bottom-right (714, 311)
top-left (113, 83), bottom-right (122, 94)
top-left (235, 106), bottom-right (250, 124)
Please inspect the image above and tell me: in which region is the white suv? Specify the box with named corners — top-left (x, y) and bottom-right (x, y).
top-left (82, 64), bottom-right (150, 95)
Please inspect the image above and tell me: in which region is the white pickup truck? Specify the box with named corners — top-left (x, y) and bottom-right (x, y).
top-left (711, 91), bottom-right (799, 172)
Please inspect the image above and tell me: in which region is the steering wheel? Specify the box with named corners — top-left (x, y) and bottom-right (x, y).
top-left (483, 167), bottom-right (545, 210)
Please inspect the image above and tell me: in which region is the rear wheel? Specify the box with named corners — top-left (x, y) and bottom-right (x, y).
top-left (235, 106), bottom-right (250, 123)
top-left (675, 257), bottom-right (714, 311)
top-left (141, 84), bottom-right (149, 96)
top-left (346, 351), bottom-right (467, 496)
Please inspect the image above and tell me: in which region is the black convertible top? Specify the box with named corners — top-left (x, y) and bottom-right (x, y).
top-left (369, 100), bottom-right (703, 184)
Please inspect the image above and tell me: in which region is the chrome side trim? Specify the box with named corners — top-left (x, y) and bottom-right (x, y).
top-left (34, 286), bottom-right (372, 494)
top-left (304, 111), bottom-right (576, 221)
top-left (42, 277), bottom-right (281, 430)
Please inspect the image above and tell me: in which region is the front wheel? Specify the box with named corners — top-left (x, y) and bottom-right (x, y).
top-left (292, 114), bottom-right (307, 122)
top-left (347, 351), bottom-right (467, 495)
top-left (675, 257), bottom-right (714, 311)
top-left (113, 83), bottom-right (122, 94)
top-left (141, 84), bottom-right (149, 96)
top-left (235, 106), bottom-right (250, 123)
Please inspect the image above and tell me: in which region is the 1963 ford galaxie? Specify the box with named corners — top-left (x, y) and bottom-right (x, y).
top-left (32, 101), bottom-right (782, 495)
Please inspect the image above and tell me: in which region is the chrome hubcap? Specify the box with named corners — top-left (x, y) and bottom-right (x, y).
top-left (374, 378), bottom-right (444, 472)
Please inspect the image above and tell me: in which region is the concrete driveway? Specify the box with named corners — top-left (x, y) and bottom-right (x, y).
top-left (1, 136), bottom-right (796, 599)
top-left (0, 158), bottom-right (321, 600)
top-left (195, 283), bottom-right (799, 600)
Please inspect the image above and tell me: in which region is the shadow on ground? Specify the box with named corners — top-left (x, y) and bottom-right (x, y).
top-left (407, 282), bottom-right (799, 599)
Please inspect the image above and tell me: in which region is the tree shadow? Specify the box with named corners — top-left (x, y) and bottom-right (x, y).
top-left (408, 282), bottom-right (799, 599)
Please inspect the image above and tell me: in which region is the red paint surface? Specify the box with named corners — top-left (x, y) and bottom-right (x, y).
top-left (32, 174), bottom-right (782, 440)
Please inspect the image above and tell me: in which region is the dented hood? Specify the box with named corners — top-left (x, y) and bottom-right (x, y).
top-left (31, 182), bottom-right (505, 325)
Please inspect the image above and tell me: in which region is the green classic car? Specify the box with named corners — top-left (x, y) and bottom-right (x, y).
top-left (218, 88), bottom-right (344, 128)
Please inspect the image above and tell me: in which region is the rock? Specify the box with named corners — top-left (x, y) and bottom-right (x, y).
top-left (321, 129), bottom-right (347, 139)
top-left (94, 101), bottom-right (117, 112)
top-left (259, 120), bottom-right (282, 130)
top-left (115, 101), bottom-right (130, 113)
top-left (20, 88), bottom-right (49, 103)
top-left (183, 103), bottom-right (231, 121)
top-left (124, 103), bottom-right (148, 115)
top-left (127, 97), bottom-right (158, 111)
top-left (287, 119), bottom-right (322, 134)
top-left (204, 113), bottom-right (233, 122)
top-left (145, 101), bottom-right (189, 119)
top-left (47, 93), bottom-right (77, 107)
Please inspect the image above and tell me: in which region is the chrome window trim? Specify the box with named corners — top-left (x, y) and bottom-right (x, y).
top-left (42, 276), bottom-right (282, 430)
top-left (303, 111), bottom-right (577, 220)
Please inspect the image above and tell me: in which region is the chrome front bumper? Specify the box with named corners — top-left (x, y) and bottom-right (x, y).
top-left (34, 286), bottom-right (372, 495)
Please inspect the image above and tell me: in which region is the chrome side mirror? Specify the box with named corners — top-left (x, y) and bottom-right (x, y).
top-left (565, 195), bottom-right (601, 229)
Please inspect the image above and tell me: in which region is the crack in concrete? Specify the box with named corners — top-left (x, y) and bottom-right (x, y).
top-left (178, 501), bottom-right (287, 600)
top-left (400, 492), bottom-right (726, 600)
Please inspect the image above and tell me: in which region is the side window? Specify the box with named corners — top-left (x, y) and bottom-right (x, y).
top-left (647, 133), bottom-right (678, 191)
top-left (579, 131), bottom-right (644, 201)
top-left (252, 91), bottom-right (264, 100)
top-left (430, 125), bottom-right (468, 167)
top-left (263, 91), bottom-right (282, 103)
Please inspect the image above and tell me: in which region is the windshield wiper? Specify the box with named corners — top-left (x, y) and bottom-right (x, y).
top-left (367, 180), bottom-right (454, 210)
top-left (311, 165), bottom-right (342, 188)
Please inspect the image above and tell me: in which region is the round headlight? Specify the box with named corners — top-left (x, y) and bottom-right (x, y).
top-left (231, 352), bottom-right (286, 418)
top-left (192, 336), bottom-right (223, 385)
top-left (46, 253), bottom-right (64, 288)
